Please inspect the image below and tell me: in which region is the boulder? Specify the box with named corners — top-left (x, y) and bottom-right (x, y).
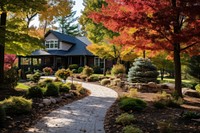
top-left (147, 82), bottom-right (157, 88)
top-left (183, 89), bottom-right (200, 98)
top-left (163, 83), bottom-right (175, 90)
top-left (39, 103), bottom-right (44, 107)
top-left (43, 99), bottom-right (51, 106)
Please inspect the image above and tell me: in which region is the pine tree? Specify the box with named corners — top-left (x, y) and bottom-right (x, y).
top-left (128, 58), bottom-right (159, 83)
top-left (57, 11), bottom-right (82, 36)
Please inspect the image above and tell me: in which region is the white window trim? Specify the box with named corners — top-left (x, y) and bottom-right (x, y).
top-left (45, 39), bottom-right (59, 49)
top-left (94, 57), bottom-right (104, 68)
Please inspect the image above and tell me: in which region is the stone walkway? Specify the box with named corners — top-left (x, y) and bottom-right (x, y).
top-left (28, 81), bottom-right (118, 133)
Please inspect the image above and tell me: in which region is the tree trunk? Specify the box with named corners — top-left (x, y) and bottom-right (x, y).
top-left (174, 43), bottom-right (182, 97)
top-left (160, 68), bottom-right (164, 80)
top-left (0, 12), bottom-right (7, 84)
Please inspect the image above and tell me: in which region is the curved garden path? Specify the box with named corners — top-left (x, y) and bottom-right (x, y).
top-left (28, 80), bottom-right (118, 133)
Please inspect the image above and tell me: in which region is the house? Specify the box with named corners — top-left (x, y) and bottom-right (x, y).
top-left (18, 30), bottom-right (113, 73)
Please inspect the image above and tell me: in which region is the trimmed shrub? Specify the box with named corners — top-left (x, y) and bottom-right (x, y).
top-left (78, 67), bottom-right (84, 73)
top-left (0, 96), bottom-right (32, 115)
top-left (100, 79), bottom-right (111, 86)
top-left (29, 72), bottom-right (41, 83)
top-left (81, 66), bottom-right (94, 77)
top-left (43, 67), bottom-right (53, 76)
top-left (55, 69), bottom-right (72, 80)
top-left (128, 88), bottom-right (138, 97)
top-left (86, 75), bottom-right (99, 82)
top-left (111, 64), bottom-right (126, 76)
top-left (27, 86), bottom-right (43, 98)
top-left (45, 83), bottom-right (59, 97)
top-left (60, 84), bottom-right (70, 93)
top-left (0, 106), bottom-right (6, 127)
top-left (195, 84), bottom-right (200, 93)
top-left (68, 64), bottom-right (79, 70)
top-left (111, 78), bottom-right (121, 86)
top-left (128, 58), bottom-right (159, 83)
top-left (116, 113), bottom-right (135, 125)
top-left (38, 78), bottom-right (53, 88)
top-left (122, 125), bottom-right (143, 133)
top-left (119, 97), bottom-right (147, 111)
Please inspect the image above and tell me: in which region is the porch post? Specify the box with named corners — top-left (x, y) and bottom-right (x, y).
top-left (53, 56), bottom-right (57, 70)
top-left (80, 56), bottom-right (82, 66)
top-left (84, 56), bottom-right (87, 66)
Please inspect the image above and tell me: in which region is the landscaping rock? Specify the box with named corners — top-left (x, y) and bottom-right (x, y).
top-left (43, 99), bottom-right (51, 106)
top-left (64, 93), bottom-right (72, 98)
top-left (183, 88), bottom-right (200, 98)
top-left (39, 104), bottom-right (44, 107)
top-left (55, 98), bottom-right (62, 102)
top-left (147, 82), bottom-right (157, 88)
top-left (50, 98), bottom-right (57, 104)
top-left (163, 83), bottom-right (175, 90)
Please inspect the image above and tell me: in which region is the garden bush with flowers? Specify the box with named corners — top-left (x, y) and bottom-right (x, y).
top-left (43, 67), bottom-right (53, 76)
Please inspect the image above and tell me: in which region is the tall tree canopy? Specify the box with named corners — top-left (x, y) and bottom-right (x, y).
top-left (57, 11), bottom-right (82, 36)
top-left (79, 0), bottom-right (118, 43)
top-left (89, 0), bottom-right (200, 97)
top-left (0, 0), bottom-right (47, 83)
top-left (39, 0), bottom-right (74, 34)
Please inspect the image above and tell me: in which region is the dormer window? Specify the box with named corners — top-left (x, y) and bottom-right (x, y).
top-left (45, 40), bottom-right (58, 49)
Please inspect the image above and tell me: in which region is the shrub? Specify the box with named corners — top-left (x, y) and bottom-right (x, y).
top-left (100, 79), bottom-right (111, 86)
top-left (55, 69), bottom-right (72, 80)
top-left (153, 92), bottom-right (183, 108)
top-left (128, 88), bottom-right (138, 97)
top-left (86, 75), bottom-right (99, 82)
top-left (0, 96), bottom-right (32, 115)
top-left (43, 67), bottom-right (53, 76)
top-left (60, 84), bottom-right (70, 93)
top-left (4, 67), bottom-right (19, 88)
top-left (195, 84), bottom-right (200, 93)
top-left (122, 125), bottom-right (143, 133)
top-left (182, 111), bottom-right (200, 120)
top-left (111, 64), bottom-right (126, 76)
top-left (0, 106), bottom-right (6, 127)
top-left (128, 58), bottom-right (159, 83)
top-left (29, 72), bottom-right (41, 83)
top-left (81, 66), bottom-right (94, 77)
top-left (80, 74), bottom-right (87, 81)
top-left (27, 86), bottom-right (43, 98)
top-left (111, 78), bottom-right (121, 86)
top-left (68, 64), bottom-right (79, 70)
top-left (38, 78), bottom-right (53, 87)
top-left (119, 97), bottom-right (147, 111)
top-left (116, 113), bottom-right (135, 125)
top-left (93, 66), bottom-right (102, 74)
top-left (45, 83), bottom-right (59, 97)
top-left (77, 67), bottom-right (84, 73)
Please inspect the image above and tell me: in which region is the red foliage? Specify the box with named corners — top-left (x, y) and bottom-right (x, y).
top-left (4, 54), bottom-right (17, 71)
top-left (89, 0), bottom-right (200, 55)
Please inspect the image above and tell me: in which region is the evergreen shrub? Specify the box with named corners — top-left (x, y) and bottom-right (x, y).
top-left (100, 79), bottom-right (111, 86)
top-left (55, 69), bottom-right (71, 80)
top-left (81, 66), bottom-right (94, 77)
top-left (122, 125), bottom-right (143, 133)
top-left (115, 113), bottom-right (135, 125)
top-left (27, 86), bottom-right (43, 98)
top-left (111, 64), bottom-right (126, 76)
top-left (0, 96), bottom-right (32, 115)
top-left (128, 58), bottom-right (159, 83)
top-left (45, 83), bottom-right (59, 96)
top-left (119, 97), bottom-right (147, 111)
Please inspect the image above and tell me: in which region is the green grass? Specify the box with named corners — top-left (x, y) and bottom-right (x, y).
top-left (158, 77), bottom-right (195, 84)
top-left (15, 83), bottom-right (30, 91)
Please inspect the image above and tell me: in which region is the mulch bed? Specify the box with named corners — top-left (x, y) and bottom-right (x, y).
top-left (104, 89), bottom-right (200, 133)
top-left (0, 86), bottom-right (90, 133)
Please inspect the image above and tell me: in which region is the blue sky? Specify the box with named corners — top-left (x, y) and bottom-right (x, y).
top-left (30, 0), bottom-right (84, 27)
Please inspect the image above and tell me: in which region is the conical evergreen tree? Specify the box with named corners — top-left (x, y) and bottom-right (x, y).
top-left (128, 58), bottom-right (159, 83)
top-left (57, 11), bottom-right (82, 36)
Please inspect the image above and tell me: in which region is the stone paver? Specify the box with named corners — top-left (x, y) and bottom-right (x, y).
top-left (28, 81), bottom-right (118, 133)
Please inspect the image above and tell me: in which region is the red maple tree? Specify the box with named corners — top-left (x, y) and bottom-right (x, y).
top-left (89, 0), bottom-right (200, 97)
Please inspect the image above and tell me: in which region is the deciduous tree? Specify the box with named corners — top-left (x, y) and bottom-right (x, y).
top-left (89, 0), bottom-right (200, 97)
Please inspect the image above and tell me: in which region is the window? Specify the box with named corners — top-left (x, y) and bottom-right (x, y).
top-left (94, 57), bottom-right (104, 68)
top-left (45, 40), bottom-right (58, 49)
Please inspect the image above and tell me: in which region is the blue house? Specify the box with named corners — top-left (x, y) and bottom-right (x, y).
top-left (18, 30), bottom-right (113, 72)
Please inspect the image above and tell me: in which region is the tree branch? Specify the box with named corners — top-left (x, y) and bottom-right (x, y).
top-left (181, 42), bottom-right (199, 51)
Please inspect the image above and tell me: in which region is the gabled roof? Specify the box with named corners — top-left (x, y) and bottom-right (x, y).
top-left (45, 30), bottom-right (75, 44)
top-left (32, 30), bottom-right (93, 56)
